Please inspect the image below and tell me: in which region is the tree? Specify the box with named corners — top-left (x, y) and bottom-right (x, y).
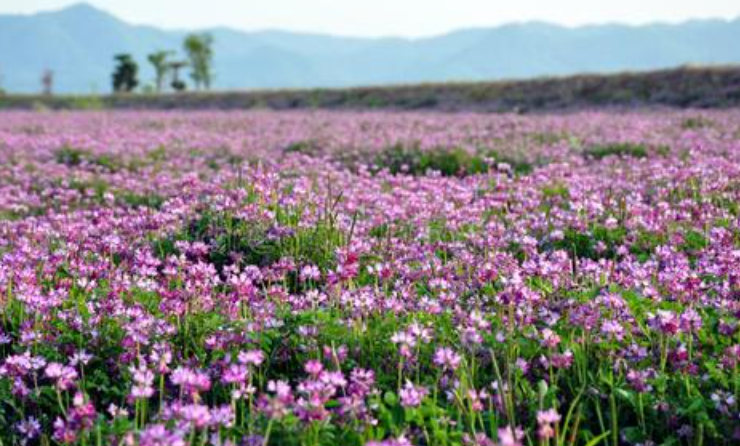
top-left (169, 61), bottom-right (188, 92)
top-left (183, 33), bottom-right (214, 90)
top-left (147, 50), bottom-right (172, 93)
top-left (112, 54), bottom-right (139, 93)
top-left (41, 69), bottom-right (54, 95)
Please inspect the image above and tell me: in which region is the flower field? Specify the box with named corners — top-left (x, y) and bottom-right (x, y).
top-left (0, 110), bottom-right (739, 445)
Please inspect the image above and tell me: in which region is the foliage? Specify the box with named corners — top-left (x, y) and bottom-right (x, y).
top-left (583, 142), bottom-right (649, 160)
top-left (184, 33), bottom-right (214, 90)
top-left (370, 144), bottom-right (489, 177)
top-left (112, 53), bottom-right (139, 93)
top-left (147, 50), bottom-right (173, 93)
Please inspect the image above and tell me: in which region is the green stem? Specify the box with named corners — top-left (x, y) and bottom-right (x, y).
top-left (609, 393), bottom-right (618, 446)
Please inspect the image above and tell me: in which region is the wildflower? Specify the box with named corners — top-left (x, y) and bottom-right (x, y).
top-left (601, 320), bottom-right (625, 341)
top-left (463, 433), bottom-right (495, 446)
top-left (348, 368), bottom-right (375, 397)
top-left (541, 329), bottom-right (561, 348)
top-left (515, 358), bottom-right (529, 374)
top-left (174, 403), bottom-right (212, 429)
top-left (434, 347), bottom-right (462, 371)
top-left (171, 367), bottom-right (211, 396)
top-left (70, 351), bottom-right (92, 367)
top-left (366, 436), bottom-right (413, 446)
top-left (649, 310), bottom-right (679, 335)
top-left (604, 217), bottom-right (619, 229)
top-left (45, 363), bottom-right (78, 391)
top-left (108, 404), bottom-right (130, 418)
top-left (130, 362), bottom-right (155, 399)
top-left (221, 363), bottom-right (249, 385)
top-left (399, 381), bottom-right (427, 408)
top-left (467, 388), bottom-right (489, 411)
top-left (546, 350), bottom-right (574, 369)
top-left (304, 359), bottom-right (324, 377)
top-left (238, 350), bottom-right (266, 367)
top-left (300, 265), bottom-right (321, 282)
top-left (391, 331), bottom-right (416, 358)
top-left (627, 369), bottom-right (653, 392)
top-left (497, 426), bottom-right (524, 446)
top-left (257, 380), bottom-right (294, 419)
top-left (15, 417), bottom-right (41, 442)
top-left (139, 424), bottom-right (186, 446)
top-left (52, 418), bottom-right (76, 444)
top-left (679, 308), bottom-right (702, 333)
top-left (537, 408), bottom-right (561, 439)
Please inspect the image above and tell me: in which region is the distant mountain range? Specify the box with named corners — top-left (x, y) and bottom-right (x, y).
top-left (1, 3), bottom-right (739, 93)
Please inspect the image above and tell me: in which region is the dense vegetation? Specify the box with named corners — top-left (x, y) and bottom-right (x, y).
top-left (0, 110), bottom-right (739, 445)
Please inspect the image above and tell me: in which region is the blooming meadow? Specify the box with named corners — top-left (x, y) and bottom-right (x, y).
top-left (0, 110), bottom-right (739, 445)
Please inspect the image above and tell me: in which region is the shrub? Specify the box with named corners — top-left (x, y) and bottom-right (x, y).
top-left (54, 146), bottom-right (125, 171)
top-left (482, 149), bottom-right (535, 175)
top-left (543, 225), bottom-right (627, 261)
top-left (54, 146), bottom-right (88, 166)
top-left (371, 144), bottom-right (489, 177)
top-left (681, 116), bottom-right (714, 130)
top-left (283, 140), bottom-right (322, 156)
top-left (153, 208), bottom-right (346, 276)
top-left (583, 142), bottom-right (649, 160)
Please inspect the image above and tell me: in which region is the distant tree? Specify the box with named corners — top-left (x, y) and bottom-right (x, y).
top-left (41, 69), bottom-right (54, 95)
top-left (183, 33), bottom-right (214, 90)
top-left (112, 54), bottom-right (139, 93)
top-left (169, 61), bottom-right (188, 92)
top-left (147, 50), bottom-right (172, 93)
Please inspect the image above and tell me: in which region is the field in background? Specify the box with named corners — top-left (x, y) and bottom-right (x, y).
top-left (2, 65), bottom-right (740, 112)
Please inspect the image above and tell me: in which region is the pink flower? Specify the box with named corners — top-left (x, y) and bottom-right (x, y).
top-left (434, 347), bottom-right (462, 371)
top-left (238, 350), bottom-right (266, 367)
top-left (45, 363), bottom-right (78, 391)
top-left (258, 380), bottom-right (295, 419)
top-left (399, 381), bottom-right (427, 407)
top-left (129, 363), bottom-right (155, 399)
top-left (304, 360), bottom-right (324, 376)
top-left (221, 364), bottom-right (248, 385)
top-left (171, 367), bottom-right (211, 395)
top-left (139, 424), bottom-right (186, 446)
top-left (541, 329), bottom-right (561, 348)
top-left (649, 310), bottom-right (679, 335)
top-left (537, 408), bottom-right (561, 439)
top-left (497, 426), bottom-right (524, 446)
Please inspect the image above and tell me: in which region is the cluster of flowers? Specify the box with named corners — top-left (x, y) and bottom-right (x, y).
top-left (0, 110), bottom-right (739, 445)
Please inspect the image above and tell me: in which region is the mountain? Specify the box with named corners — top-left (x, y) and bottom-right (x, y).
top-left (1, 3), bottom-right (739, 93)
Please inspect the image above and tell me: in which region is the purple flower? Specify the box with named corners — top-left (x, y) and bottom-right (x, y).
top-left (238, 349), bottom-right (266, 367)
top-left (304, 359), bottom-right (324, 376)
top-left (171, 367), bottom-right (211, 396)
top-left (45, 363), bottom-right (78, 391)
top-left (15, 417), bottom-right (41, 441)
top-left (497, 426), bottom-right (524, 446)
top-left (399, 381), bottom-right (427, 408)
top-left (537, 408), bottom-right (561, 439)
top-left (139, 424), bottom-right (186, 446)
top-left (434, 347), bottom-right (462, 371)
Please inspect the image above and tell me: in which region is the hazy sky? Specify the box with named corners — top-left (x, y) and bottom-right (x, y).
top-left (2, 0), bottom-right (739, 37)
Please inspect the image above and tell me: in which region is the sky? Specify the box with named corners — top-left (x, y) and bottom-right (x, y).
top-left (1, 0), bottom-right (739, 37)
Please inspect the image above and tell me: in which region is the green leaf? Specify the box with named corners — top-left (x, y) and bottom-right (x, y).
top-left (584, 431), bottom-right (611, 446)
top-left (383, 391), bottom-right (398, 406)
